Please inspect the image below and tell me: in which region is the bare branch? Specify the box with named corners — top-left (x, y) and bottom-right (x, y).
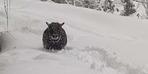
top-left (3, 0), bottom-right (9, 31)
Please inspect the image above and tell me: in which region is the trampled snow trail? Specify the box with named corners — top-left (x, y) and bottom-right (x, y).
top-left (62, 48), bottom-right (147, 74)
top-left (0, 0), bottom-right (148, 74)
top-left (0, 21), bottom-right (147, 74)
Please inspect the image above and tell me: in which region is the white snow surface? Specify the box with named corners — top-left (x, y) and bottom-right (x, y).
top-left (0, 0), bottom-right (148, 74)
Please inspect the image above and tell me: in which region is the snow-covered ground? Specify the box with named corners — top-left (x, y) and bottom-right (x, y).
top-left (0, 0), bottom-right (148, 74)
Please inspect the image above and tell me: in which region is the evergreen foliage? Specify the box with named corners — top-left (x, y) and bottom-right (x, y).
top-left (122, 0), bottom-right (136, 16)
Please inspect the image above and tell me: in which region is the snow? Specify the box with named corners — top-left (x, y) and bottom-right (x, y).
top-left (0, 49), bottom-right (98, 74)
top-left (0, 0), bottom-right (148, 74)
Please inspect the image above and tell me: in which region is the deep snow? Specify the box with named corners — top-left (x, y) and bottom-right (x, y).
top-left (0, 0), bottom-right (148, 74)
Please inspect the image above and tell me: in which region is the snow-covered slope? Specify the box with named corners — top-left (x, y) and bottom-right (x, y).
top-left (0, 0), bottom-right (148, 74)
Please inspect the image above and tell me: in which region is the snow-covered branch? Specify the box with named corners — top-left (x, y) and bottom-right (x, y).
top-left (134, 0), bottom-right (148, 4)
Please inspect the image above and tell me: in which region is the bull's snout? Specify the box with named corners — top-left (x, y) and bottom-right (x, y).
top-left (51, 34), bottom-right (60, 41)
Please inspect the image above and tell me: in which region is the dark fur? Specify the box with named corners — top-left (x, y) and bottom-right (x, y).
top-left (42, 22), bottom-right (67, 50)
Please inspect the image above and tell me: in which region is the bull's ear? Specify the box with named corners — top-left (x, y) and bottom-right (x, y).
top-left (60, 22), bottom-right (65, 26)
top-left (46, 22), bottom-right (50, 26)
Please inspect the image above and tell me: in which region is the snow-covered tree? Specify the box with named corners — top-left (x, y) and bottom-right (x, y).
top-left (78, 0), bottom-right (99, 9)
top-left (65, 0), bottom-right (82, 6)
top-left (51, 0), bottom-right (66, 3)
top-left (52, 0), bottom-right (148, 18)
top-left (101, 0), bottom-right (115, 13)
top-left (134, 0), bottom-right (148, 18)
top-left (121, 0), bottom-right (136, 16)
